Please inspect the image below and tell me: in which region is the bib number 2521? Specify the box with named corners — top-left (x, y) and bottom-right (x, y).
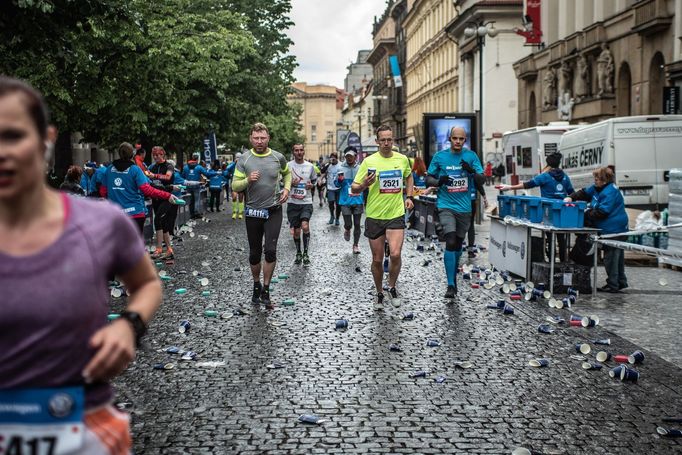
top-left (378, 170), bottom-right (403, 194)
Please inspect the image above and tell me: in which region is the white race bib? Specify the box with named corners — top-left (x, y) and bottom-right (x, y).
top-left (446, 169), bottom-right (468, 193)
top-left (291, 183), bottom-right (306, 200)
top-left (378, 170), bottom-right (402, 194)
top-left (0, 387), bottom-right (85, 455)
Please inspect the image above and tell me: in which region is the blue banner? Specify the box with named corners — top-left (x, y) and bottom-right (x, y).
top-left (202, 132), bottom-right (217, 163)
top-left (389, 55), bottom-right (403, 88)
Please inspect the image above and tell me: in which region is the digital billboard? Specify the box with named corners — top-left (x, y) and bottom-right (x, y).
top-left (422, 113), bottom-right (477, 167)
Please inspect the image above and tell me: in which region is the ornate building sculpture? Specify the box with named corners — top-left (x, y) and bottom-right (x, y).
top-left (542, 67), bottom-right (557, 109)
top-left (574, 54), bottom-right (589, 101)
top-left (596, 43), bottom-right (614, 97)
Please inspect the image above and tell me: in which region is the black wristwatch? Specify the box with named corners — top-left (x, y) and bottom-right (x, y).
top-left (406, 195), bottom-right (414, 201)
top-left (119, 311), bottom-right (147, 347)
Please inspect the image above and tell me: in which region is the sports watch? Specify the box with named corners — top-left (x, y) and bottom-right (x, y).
top-left (119, 311), bottom-right (147, 348)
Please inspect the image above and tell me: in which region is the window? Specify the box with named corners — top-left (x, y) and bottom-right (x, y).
top-left (311, 125), bottom-right (317, 142)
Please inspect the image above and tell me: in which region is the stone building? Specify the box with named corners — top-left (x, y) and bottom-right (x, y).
top-left (344, 50), bottom-right (373, 95)
top-left (288, 82), bottom-right (342, 161)
top-left (514, 0), bottom-right (681, 128)
top-left (367, 0), bottom-right (409, 149)
top-left (404, 0), bottom-right (459, 152)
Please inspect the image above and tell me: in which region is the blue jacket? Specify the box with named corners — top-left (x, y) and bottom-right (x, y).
top-left (208, 170), bottom-right (226, 189)
top-left (224, 162), bottom-right (236, 184)
top-left (526, 169), bottom-right (574, 199)
top-left (172, 171), bottom-right (186, 197)
top-left (583, 182), bottom-right (628, 234)
top-left (80, 171), bottom-right (97, 195)
top-left (103, 160), bottom-right (150, 217)
top-left (181, 162), bottom-right (211, 181)
top-left (336, 162), bottom-right (363, 206)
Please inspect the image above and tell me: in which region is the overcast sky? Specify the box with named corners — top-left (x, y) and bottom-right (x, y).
top-left (289, 0), bottom-right (387, 88)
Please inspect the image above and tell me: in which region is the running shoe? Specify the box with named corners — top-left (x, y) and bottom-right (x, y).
top-left (294, 252), bottom-right (303, 265)
top-left (374, 292), bottom-right (385, 311)
top-left (238, 213), bottom-right (243, 219)
top-left (260, 288), bottom-right (273, 309)
top-left (444, 285), bottom-right (457, 299)
top-left (232, 212), bottom-right (237, 219)
top-left (388, 287), bottom-right (402, 308)
top-left (251, 282), bottom-right (262, 304)
top-left (328, 216), bottom-right (335, 225)
top-left (344, 229), bottom-right (350, 242)
top-left (352, 245), bottom-right (360, 254)
top-left (150, 248), bottom-right (164, 259)
top-left (334, 218), bottom-right (340, 226)
top-left (302, 252), bottom-right (310, 266)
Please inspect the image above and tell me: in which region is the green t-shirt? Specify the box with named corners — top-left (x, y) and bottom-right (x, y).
top-left (354, 151), bottom-right (411, 220)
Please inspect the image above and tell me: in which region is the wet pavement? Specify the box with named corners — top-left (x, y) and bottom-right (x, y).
top-left (112, 199), bottom-right (682, 454)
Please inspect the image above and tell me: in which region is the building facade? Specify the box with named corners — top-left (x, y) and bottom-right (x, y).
top-left (344, 50), bottom-right (373, 95)
top-left (288, 82), bottom-right (342, 161)
top-left (404, 0), bottom-right (459, 155)
top-left (514, 0), bottom-right (681, 128)
top-left (367, 0), bottom-right (409, 149)
top-left (446, 0), bottom-right (526, 163)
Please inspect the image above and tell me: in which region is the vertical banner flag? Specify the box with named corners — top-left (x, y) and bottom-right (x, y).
top-left (389, 55), bottom-right (403, 88)
top-left (203, 132), bottom-right (217, 163)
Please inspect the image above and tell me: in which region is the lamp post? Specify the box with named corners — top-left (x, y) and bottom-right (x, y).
top-left (464, 21), bottom-right (498, 225)
top-left (463, 21), bottom-right (498, 161)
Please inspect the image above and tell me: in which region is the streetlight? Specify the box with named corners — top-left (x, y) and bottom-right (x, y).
top-left (464, 21), bottom-right (498, 225)
top-left (463, 21), bottom-right (498, 160)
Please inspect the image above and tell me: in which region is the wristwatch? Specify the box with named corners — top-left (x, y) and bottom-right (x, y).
top-left (406, 195), bottom-right (414, 201)
top-left (119, 311), bottom-right (147, 347)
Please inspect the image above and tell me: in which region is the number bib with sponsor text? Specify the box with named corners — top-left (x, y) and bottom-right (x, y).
top-left (291, 183), bottom-right (307, 200)
top-left (446, 169), bottom-right (468, 193)
top-left (378, 170), bottom-right (403, 194)
top-left (0, 386), bottom-right (85, 455)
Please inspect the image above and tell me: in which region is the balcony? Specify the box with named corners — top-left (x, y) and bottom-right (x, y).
top-left (632, 0), bottom-right (673, 36)
top-left (515, 56), bottom-right (537, 81)
top-left (583, 23), bottom-right (606, 50)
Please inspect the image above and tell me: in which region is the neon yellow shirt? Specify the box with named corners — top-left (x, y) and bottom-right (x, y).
top-left (354, 151), bottom-right (411, 220)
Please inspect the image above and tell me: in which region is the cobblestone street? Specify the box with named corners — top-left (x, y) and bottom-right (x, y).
top-left (113, 205), bottom-right (682, 454)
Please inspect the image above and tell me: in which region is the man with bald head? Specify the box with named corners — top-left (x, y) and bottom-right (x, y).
top-left (426, 126), bottom-right (483, 299)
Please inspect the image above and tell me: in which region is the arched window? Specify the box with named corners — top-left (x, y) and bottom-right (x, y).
top-left (649, 52), bottom-right (666, 114)
top-left (617, 62), bottom-right (631, 117)
top-left (528, 91), bottom-right (537, 127)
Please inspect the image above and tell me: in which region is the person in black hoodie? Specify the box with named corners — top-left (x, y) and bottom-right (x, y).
top-left (499, 152), bottom-right (574, 260)
top-left (59, 165), bottom-right (85, 196)
top-left (148, 146), bottom-right (176, 259)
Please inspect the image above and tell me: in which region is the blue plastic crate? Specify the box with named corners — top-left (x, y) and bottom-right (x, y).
top-left (518, 196), bottom-right (544, 223)
top-left (542, 199), bottom-right (587, 228)
top-left (509, 196), bottom-right (525, 219)
top-left (497, 195), bottom-right (513, 217)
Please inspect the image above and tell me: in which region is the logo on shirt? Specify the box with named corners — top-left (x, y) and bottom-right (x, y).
top-left (114, 177), bottom-right (123, 186)
top-left (48, 393), bottom-right (75, 418)
top-left (556, 183), bottom-right (564, 191)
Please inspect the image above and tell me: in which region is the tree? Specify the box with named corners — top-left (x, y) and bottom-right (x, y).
top-left (263, 102), bottom-right (306, 156)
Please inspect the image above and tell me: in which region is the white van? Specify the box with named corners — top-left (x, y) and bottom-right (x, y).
top-left (559, 115), bottom-right (682, 209)
top-left (501, 123), bottom-right (583, 196)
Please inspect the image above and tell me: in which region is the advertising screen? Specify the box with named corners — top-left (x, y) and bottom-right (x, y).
top-left (422, 113), bottom-right (477, 167)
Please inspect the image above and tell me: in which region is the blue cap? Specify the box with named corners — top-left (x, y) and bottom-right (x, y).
top-left (85, 161), bottom-right (97, 169)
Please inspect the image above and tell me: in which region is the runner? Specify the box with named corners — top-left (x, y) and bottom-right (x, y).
top-left (337, 146), bottom-right (364, 253)
top-left (466, 172), bottom-right (488, 258)
top-left (351, 125), bottom-right (414, 310)
top-left (231, 123), bottom-right (291, 309)
top-left (207, 159), bottom-right (226, 212)
top-left (425, 126), bottom-right (484, 298)
top-left (0, 76), bottom-right (161, 454)
top-left (148, 146), bottom-right (176, 259)
top-left (287, 143), bottom-right (317, 265)
top-left (310, 159), bottom-right (321, 205)
top-left (324, 153), bottom-right (341, 225)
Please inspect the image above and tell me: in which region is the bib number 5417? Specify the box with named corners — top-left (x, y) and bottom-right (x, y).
top-left (4, 435), bottom-right (57, 455)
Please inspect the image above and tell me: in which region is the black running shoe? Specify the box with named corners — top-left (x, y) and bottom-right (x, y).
top-left (294, 252), bottom-right (303, 265)
top-left (260, 288), bottom-right (273, 309)
top-left (302, 252), bottom-right (310, 266)
top-left (444, 285), bottom-right (457, 298)
top-left (251, 282), bottom-right (262, 304)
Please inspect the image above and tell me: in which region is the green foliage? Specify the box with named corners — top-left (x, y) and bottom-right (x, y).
top-left (264, 102), bottom-right (305, 156)
top-left (0, 0), bottom-right (299, 155)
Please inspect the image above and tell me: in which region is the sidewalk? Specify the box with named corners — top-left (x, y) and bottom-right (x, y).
top-left (112, 201), bottom-right (682, 454)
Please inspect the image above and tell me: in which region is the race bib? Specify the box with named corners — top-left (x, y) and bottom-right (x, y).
top-left (244, 207), bottom-right (269, 219)
top-left (446, 169), bottom-right (468, 193)
top-left (0, 387), bottom-right (85, 455)
top-left (291, 183), bottom-right (306, 200)
top-left (378, 170), bottom-right (403, 194)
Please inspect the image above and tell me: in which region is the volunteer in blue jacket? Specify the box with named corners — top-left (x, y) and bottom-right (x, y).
top-left (499, 152), bottom-right (574, 260)
top-left (207, 159), bottom-right (226, 212)
top-left (565, 166), bottom-right (628, 293)
top-left (99, 142), bottom-right (180, 233)
top-left (80, 161), bottom-right (98, 196)
top-left (336, 146), bottom-right (364, 254)
top-left (181, 152), bottom-right (211, 218)
top-left (425, 126), bottom-right (484, 299)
